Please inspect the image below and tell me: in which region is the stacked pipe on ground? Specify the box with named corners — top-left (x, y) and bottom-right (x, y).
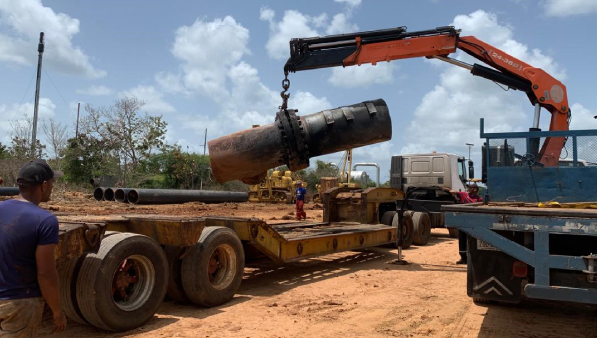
top-left (126, 189), bottom-right (248, 205)
top-left (0, 187), bottom-right (19, 196)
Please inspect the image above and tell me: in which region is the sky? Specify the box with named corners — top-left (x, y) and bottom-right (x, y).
top-left (0, 0), bottom-right (596, 182)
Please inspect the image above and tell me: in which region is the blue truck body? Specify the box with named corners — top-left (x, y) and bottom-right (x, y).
top-left (444, 120), bottom-right (597, 304)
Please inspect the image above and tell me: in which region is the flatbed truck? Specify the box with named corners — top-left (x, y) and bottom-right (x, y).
top-left (444, 121), bottom-right (597, 305)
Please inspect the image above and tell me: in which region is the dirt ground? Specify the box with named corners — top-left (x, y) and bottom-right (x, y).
top-left (6, 191), bottom-right (595, 338)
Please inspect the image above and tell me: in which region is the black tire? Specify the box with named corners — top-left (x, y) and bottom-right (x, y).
top-left (76, 233), bottom-right (168, 332)
top-left (164, 246), bottom-right (191, 304)
top-left (392, 212), bottom-right (414, 249)
top-left (412, 212), bottom-right (432, 246)
top-left (448, 227), bottom-right (459, 238)
top-left (181, 226), bottom-right (245, 307)
top-left (58, 257), bottom-right (87, 325)
top-left (381, 211), bottom-right (397, 226)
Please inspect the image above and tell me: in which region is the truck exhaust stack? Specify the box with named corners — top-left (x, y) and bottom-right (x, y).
top-left (208, 99), bottom-right (392, 184)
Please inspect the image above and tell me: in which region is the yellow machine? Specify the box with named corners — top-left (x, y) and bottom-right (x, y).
top-left (248, 170), bottom-right (308, 204)
top-left (313, 149), bottom-right (360, 203)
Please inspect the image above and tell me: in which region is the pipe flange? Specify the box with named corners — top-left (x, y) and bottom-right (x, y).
top-left (276, 109), bottom-right (309, 170)
top-left (287, 109), bottom-right (309, 167)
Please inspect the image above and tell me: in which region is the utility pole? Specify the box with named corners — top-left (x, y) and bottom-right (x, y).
top-left (203, 128), bottom-right (207, 155)
top-left (31, 32), bottom-right (45, 158)
top-left (76, 102), bottom-right (81, 138)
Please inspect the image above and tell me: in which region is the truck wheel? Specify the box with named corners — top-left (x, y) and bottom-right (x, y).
top-left (381, 211), bottom-right (397, 226)
top-left (412, 212), bottom-right (432, 246)
top-left (58, 257), bottom-right (87, 325)
top-left (76, 233), bottom-right (168, 332)
top-left (391, 212), bottom-right (414, 249)
top-left (164, 246), bottom-right (191, 303)
top-left (181, 226), bottom-right (245, 307)
top-left (448, 227), bottom-right (459, 238)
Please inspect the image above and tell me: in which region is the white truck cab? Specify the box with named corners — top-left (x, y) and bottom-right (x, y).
top-left (392, 153), bottom-right (468, 192)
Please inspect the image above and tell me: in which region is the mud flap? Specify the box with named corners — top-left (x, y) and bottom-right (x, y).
top-left (467, 235), bottom-right (522, 303)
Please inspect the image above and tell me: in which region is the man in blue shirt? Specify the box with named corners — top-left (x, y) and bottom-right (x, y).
top-left (295, 181), bottom-right (307, 220)
top-left (0, 159), bottom-right (67, 336)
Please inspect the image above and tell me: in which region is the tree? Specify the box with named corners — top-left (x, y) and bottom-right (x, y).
top-left (79, 96), bottom-right (167, 186)
top-left (159, 146), bottom-right (210, 189)
top-left (42, 118), bottom-right (69, 161)
top-left (8, 117), bottom-right (45, 160)
top-left (0, 143), bottom-right (8, 159)
top-left (61, 134), bottom-right (119, 185)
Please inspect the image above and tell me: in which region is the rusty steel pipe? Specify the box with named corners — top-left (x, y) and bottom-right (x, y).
top-left (208, 99), bottom-right (392, 184)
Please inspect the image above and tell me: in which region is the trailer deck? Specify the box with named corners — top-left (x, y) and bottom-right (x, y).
top-left (57, 214), bottom-right (396, 263)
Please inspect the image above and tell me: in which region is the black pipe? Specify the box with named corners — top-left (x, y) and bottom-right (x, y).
top-left (114, 188), bottom-right (133, 203)
top-left (0, 187), bottom-right (19, 196)
top-left (127, 189), bottom-right (249, 205)
top-left (103, 188), bottom-right (115, 201)
top-left (208, 99), bottom-right (392, 184)
top-left (93, 187), bottom-right (105, 201)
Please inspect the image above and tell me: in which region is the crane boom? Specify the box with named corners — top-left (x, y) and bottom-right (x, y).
top-left (283, 26), bottom-right (570, 166)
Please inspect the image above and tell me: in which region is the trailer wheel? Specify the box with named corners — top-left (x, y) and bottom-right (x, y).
top-left (381, 211), bottom-right (396, 226)
top-left (181, 226), bottom-right (245, 307)
top-left (412, 212), bottom-right (432, 246)
top-left (448, 227), bottom-right (459, 238)
top-left (76, 233), bottom-right (168, 332)
top-left (164, 246), bottom-right (190, 303)
top-left (58, 257), bottom-right (87, 325)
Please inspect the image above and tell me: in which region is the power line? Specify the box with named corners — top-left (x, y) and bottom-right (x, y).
top-left (42, 68), bottom-right (77, 118)
top-left (15, 73), bottom-right (36, 118)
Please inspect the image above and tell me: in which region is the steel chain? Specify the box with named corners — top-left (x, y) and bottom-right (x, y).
top-left (279, 71), bottom-right (290, 111)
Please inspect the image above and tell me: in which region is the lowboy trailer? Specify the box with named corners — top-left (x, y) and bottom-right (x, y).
top-left (54, 187), bottom-right (402, 332)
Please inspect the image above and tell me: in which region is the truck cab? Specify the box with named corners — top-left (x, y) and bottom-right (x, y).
top-left (389, 153), bottom-right (473, 239)
top-left (396, 153), bottom-right (468, 192)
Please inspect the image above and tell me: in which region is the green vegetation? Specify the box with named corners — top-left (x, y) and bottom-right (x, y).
top-left (0, 96), bottom-right (246, 191)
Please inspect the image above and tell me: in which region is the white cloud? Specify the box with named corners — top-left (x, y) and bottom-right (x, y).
top-left (568, 103), bottom-right (597, 130)
top-left (326, 13), bottom-right (358, 35)
top-left (334, 0), bottom-right (362, 7)
top-left (260, 9), bottom-right (319, 60)
top-left (159, 16), bottom-right (331, 151)
top-left (76, 85), bottom-right (113, 96)
top-left (261, 7), bottom-right (361, 60)
top-left (400, 10), bottom-right (566, 158)
top-left (543, 0), bottom-right (597, 17)
top-left (259, 7), bottom-right (275, 21)
top-left (0, 0), bottom-right (105, 78)
top-left (0, 98), bottom-right (56, 144)
top-left (120, 85), bottom-right (176, 114)
top-left (353, 141), bottom-right (394, 163)
top-left (288, 91), bottom-right (332, 114)
top-left (171, 16), bottom-right (250, 100)
top-left (329, 63), bottom-right (396, 88)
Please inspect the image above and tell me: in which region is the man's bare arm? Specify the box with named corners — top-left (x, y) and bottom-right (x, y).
top-left (36, 244), bottom-right (67, 332)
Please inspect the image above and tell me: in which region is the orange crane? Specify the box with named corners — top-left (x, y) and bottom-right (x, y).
top-left (281, 26), bottom-right (570, 166)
